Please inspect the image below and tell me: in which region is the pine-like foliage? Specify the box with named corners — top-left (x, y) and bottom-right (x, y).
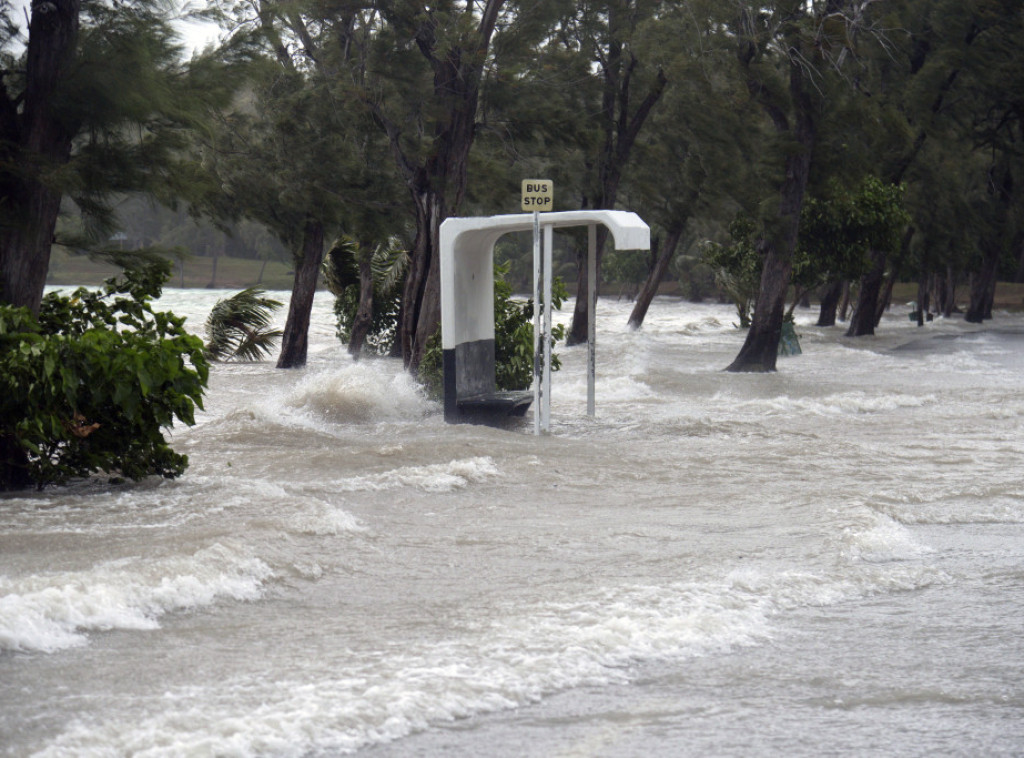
top-left (204, 288), bottom-right (283, 362)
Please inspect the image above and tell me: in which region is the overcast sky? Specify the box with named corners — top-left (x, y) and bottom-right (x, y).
top-left (6, 0), bottom-right (223, 55)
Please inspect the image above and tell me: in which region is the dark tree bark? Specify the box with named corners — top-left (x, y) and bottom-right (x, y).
top-left (566, 32), bottom-right (667, 346)
top-left (348, 251), bottom-right (375, 357)
top-left (916, 275), bottom-right (929, 327)
top-left (397, 186), bottom-right (445, 370)
top-left (873, 271), bottom-right (896, 328)
top-left (817, 280), bottom-right (843, 326)
top-left (965, 248), bottom-right (999, 323)
top-left (967, 161), bottom-right (1013, 323)
top-left (368, 0), bottom-right (504, 372)
top-left (846, 250), bottom-right (886, 337)
top-left (0, 0), bottom-right (81, 313)
top-left (627, 224), bottom-right (684, 330)
top-left (838, 280), bottom-right (851, 321)
top-left (727, 51), bottom-right (815, 372)
top-left (277, 218), bottom-right (325, 369)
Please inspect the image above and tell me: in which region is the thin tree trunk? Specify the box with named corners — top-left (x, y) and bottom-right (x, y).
top-left (0, 0), bottom-right (81, 313)
top-left (348, 251), bottom-right (374, 357)
top-left (846, 250), bottom-right (886, 337)
top-left (873, 272), bottom-right (896, 328)
top-left (399, 188), bottom-right (444, 371)
top-left (817, 280), bottom-right (843, 326)
top-left (727, 52), bottom-right (814, 372)
top-left (277, 218), bottom-right (325, 369)
top-left (916, 274), bottom-right (928, 327)
top-left (207, 255), bottom-right (218, 289)
top-left (628, 225), bottom-right (684, 330)
top-left (726, 238), bottom-right (795, 372)
top-left (566, 38), bottom-right (668, 346)
top-left (838, 280), bottom-right (851, 321)
top-left (256, 258), bottom-right (268, 285)
top-left (943, 265), bottom-right (956, 317)
top-left (966, 247), bottom-right (999, 323)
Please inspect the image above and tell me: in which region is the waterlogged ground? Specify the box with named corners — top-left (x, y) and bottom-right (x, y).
top-left (2, 290), bottom-right (1023, 757)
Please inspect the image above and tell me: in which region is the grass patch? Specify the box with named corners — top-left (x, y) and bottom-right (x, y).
top-left (47, 251), bottom-right (301, 291)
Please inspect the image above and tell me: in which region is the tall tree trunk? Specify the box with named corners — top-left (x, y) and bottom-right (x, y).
top-left (628, 224), bottom-right (684, 330)
top-left (873, 272), bottom-right (896, 328)
top-left (566, 39), bottom-right (667, 346)
top-left (399, 187), bottom-right (444, 370)
top-left (817, 280), bottom-right (843, 326)
top-left (0, 0), bottom-right (81, 312)
top-left (727, 52), bottom-right (814, 372)
top-left (370, 1), bottom-right (504, 372)
top-left (276, 218), bottom-right (324, 369)
top-left (838, 280), bottom-right (851, 321)
top-left (207, 255), bottom-right (219, 289)
top-left (916, 274), bottom-right (929, 327)
top-left (846, 250), bottom-right (886, 336)
top-left (965, 247), bottom-right (999, 323)
top-left (726, 239), bottom-right (795, 372)
top-left (943, 265), bottom-right (956, 317)
top-left (348, 250), bottom-right (375, 357)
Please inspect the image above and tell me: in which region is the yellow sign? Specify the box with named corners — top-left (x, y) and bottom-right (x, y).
top-left (521, 179), bottom-right (553, 212)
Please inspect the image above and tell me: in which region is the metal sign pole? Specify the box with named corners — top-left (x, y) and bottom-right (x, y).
top-left (587, 224), bottom-right (597, 417)
top-left (532, 209), bottom-right (541, 436)
top-left (543, 223), bottom-right (553, 432)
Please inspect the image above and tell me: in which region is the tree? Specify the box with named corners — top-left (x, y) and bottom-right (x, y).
top-left (624, 7), bottom-right (753, 330)
top-left (794, 177), bottom-right (909, 332)
top-left (558, 0), bottom-right (668, 345)
top-left (721, 0), bottom-right (826, 371)
top-left (0, 0), bottom-right (231, 312)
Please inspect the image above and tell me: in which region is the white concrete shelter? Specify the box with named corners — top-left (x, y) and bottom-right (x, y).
top-left (440, 210), bottom-right (650, 427)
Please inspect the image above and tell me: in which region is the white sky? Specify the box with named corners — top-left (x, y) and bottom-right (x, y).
top-left (7, 0), bottom-right (224, 55)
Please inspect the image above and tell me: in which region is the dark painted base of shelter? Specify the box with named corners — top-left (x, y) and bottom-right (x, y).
top-left (443, 341), bottom-right (534, 425)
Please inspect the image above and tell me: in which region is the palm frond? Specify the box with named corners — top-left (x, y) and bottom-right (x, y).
top-left (371, 236), bottom-right (408, 295)
top-left (322, 235), bottom-right (361, 296)
top-left (205, 287), bottom-right (283, 361)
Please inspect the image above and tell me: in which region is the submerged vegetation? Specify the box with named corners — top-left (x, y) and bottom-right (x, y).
top-left (0, 262), bottom-right (207, 490)
top-left (204, 287), bottom-right (283, 362)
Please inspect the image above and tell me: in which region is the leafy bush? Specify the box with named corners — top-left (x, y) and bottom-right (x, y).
top-left (701, 216), bottom-right (761, 327)
top-left (205, 287), bottom-right (283, 361)
top-left (0, 261), bottom-right (208, 489)
top-left (418, 262), bottom-right (567, 399)
top-left (325, 235), bottom-right (406, 355)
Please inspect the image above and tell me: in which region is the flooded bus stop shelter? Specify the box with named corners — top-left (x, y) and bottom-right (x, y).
top-left (440, 210), bottom-right (650, 430)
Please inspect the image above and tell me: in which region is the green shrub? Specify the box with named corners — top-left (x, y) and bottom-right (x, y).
top-left (0, 261), bottom-right (208, 489)
top-left (418, 262), bottom-right (566, 399)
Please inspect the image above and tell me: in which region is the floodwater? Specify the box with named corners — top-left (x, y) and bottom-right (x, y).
top-left (2, 289), bottom-right (1023, 757)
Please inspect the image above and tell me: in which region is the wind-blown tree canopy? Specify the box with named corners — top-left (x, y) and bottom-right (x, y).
top-left (719, 0), bottom-right (867, 372)
top-left (0, 0), bottom-right (235, 312)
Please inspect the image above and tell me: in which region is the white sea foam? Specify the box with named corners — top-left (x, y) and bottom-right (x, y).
top-left (284, 498), bottom-right (366, 536)
top-left (0, 543), bottom-right (273, 653)
top-left (328, 456), bottom-right (500, 494)
top-left (285, 363), bottom-right (434, 423)
top-left (32, 559), bottom-right (946, 757)
top-left (836, 510), bottom-right (934, 563)
top-left (716, 391), bottom-right (937, 417)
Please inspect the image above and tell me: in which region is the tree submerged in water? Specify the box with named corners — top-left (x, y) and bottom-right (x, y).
top-left (204, 288), bottom-right (283, 362)
top-left (0, 261), bottom-right (208, 491)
